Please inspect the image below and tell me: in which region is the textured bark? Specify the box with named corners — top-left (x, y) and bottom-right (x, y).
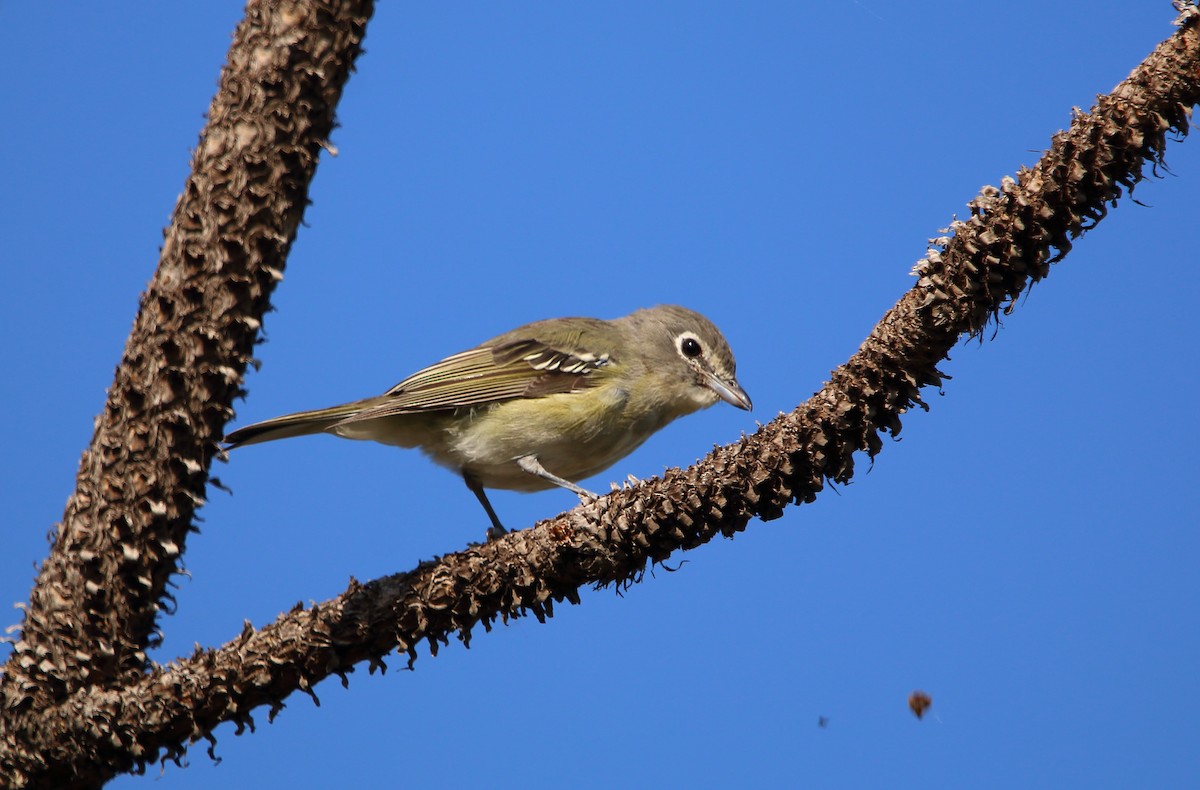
top-left (0, 0), bottom-right (372, 786)
top-left (2, 3), bottom-right (1198, 788)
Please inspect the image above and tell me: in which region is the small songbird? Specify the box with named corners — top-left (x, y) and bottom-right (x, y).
top-left (224, 305), bottom-right (751, 538)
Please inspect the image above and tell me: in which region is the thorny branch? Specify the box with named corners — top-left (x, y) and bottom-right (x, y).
top-left (1, 0), bottom-right (373, 786)
top-left (2, 3), bottom-right (1198, 788)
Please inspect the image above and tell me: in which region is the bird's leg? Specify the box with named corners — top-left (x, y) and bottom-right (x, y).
top-left (515, 455), bottom-right (598, 502)
top-left (462, 471), bottom-right (507, 540)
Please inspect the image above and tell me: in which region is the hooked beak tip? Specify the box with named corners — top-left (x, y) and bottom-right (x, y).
top-left (706, 373), bottom-right (752, 411)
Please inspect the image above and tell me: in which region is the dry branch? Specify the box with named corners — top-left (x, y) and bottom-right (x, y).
top-left (1, 0), bottom-right (373, 786)
top-left (2, 3), bottom-right (1197, 788)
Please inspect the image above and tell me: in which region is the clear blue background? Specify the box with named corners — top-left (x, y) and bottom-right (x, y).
top-left (2, 3), bottom-right (1197, 788)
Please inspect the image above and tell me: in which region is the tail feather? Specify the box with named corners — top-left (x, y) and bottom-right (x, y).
top-left (224, 403), bottom-right (365, 449)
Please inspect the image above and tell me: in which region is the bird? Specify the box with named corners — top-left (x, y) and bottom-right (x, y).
top-left (224, 305), bottom-right (751, 538)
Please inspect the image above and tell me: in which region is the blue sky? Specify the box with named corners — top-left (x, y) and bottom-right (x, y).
top-left (2, 3), bottom-right (1197, 788)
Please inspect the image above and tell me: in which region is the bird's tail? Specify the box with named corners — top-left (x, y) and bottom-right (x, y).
top-left (224, 402), bottom-right (367, 449)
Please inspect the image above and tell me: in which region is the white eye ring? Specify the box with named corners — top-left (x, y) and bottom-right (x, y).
top-left (677, 332), bottom-right (703, 359)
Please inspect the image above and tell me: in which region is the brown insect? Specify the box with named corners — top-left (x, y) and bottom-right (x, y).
top-left (908, 690), bottom-right (932, 719)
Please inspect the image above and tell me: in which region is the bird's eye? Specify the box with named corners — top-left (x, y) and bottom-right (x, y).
top-left (679, 336), bottom-right (703, 358)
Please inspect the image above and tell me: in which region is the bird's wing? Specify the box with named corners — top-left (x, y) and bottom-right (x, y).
top-left (333, 332), bottom-right (613, 425)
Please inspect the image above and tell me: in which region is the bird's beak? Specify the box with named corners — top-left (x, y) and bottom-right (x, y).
top-left (704, 371), bottom-right (753, 411)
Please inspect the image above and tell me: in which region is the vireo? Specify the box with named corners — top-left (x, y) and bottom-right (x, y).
top-left (224, 305), bottom-right (751, 538)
